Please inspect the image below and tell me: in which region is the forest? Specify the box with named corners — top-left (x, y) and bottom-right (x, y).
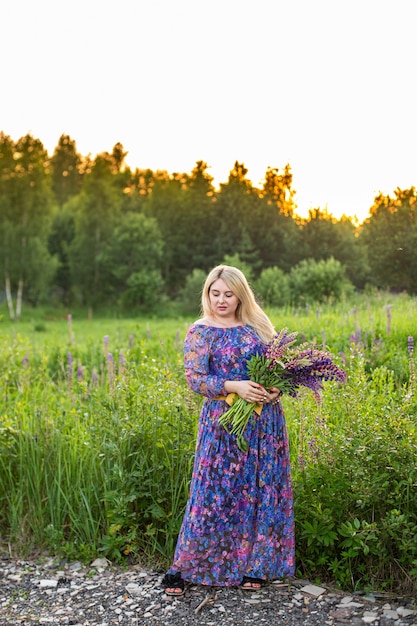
top-left (1, 132), bottom-right (417, 593)
top-left (1, 132), bottom-right (417, 320)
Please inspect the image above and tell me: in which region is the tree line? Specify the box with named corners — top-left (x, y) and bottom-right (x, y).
top-left (1, 132), bottom-right (416, 319)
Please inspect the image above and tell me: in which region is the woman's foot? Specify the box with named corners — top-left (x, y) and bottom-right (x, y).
top-left (241, 576), bottom-right (265, 591)
top-left (162, 572), bottom-right (185, 596)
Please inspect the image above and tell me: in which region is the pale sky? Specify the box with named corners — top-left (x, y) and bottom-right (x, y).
top-left (1, 0), bottom-right (416, 223)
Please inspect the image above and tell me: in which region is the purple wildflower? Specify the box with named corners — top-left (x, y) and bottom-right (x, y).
top-left (297, 454), bottom-right (306, 470)
top-left (119, 351), bottom-right (126, 376)
top-left (77, 363), bottom-right (84, 382)
top-left (264, 328), bottom-right (298, 362)
top-left (407, 336), bottom-right (415, 400)
top-left (350, 325), bottom-right (362, 346)
top-left (107, 353), bottom-right (115, 390)
top-left (22, 355), bottom-right (30, 368)
top-left (91, 367), bottom-right (99, 388)
top-left (67, 352), bottom-right (73, 385)
top-left (220, 327), bottom-right (347, 451)
top-left (276, 347), bottom-right (347, 402)
top-left (308, 438), bottom-right (319, 459)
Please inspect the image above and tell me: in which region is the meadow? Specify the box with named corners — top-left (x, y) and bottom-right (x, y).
top-left (0, 290), bottom-right (416, 595)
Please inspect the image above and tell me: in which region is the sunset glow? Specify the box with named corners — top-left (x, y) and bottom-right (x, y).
top-left (1, 0), bottom-right (416, 223)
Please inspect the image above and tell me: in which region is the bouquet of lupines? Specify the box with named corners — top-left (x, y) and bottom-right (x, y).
top-left (219, 328), bottom-right (347, 451)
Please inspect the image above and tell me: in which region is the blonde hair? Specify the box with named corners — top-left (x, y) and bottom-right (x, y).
top-left (201, 265), bottom-right (275, 343)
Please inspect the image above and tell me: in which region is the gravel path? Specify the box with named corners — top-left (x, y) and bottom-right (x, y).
top-left (1, 555), bottom-right (416, 626)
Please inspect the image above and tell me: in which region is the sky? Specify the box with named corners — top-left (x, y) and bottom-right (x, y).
top-left (1, 0), bottom-right (416, 223)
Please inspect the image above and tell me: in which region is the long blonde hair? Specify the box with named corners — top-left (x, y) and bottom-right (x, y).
top-left (201, 265), bottom-right (275, 343)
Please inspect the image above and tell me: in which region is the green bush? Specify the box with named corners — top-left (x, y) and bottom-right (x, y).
top-left (289, 257), bottom-right (354, 305)
top-left (120, 269), bottom-right (166, 312)
top-left (255, 266), bottom-right (290, 307)
top-left (287, 350), bottom-right (417, 593)
top-left (176, 268), bottom-right (206, 315)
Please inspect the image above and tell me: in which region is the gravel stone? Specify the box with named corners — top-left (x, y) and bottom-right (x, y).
top-left (1, 555), bottom-right (416, 626)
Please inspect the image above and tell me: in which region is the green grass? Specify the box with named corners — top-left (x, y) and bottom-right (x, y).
top-left (0, 292), bottom-right (416, 594)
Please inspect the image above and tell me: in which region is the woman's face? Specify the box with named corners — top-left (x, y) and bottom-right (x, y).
top-left (209, 278), bottom-right (240, 320)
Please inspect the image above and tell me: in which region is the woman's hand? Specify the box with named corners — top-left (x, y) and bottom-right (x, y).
top-left (268, 386), bottom-right (282, 405)
top-left (225, 380), bottom-right (278, 404)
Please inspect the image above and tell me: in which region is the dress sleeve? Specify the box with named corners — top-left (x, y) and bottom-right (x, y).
top-left (183, 325), bottom-right (228, 398)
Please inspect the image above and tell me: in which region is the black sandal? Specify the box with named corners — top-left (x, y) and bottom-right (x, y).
top-left (241, 576), bottom-right (265, 591)
top-left (162, 572), bottom-right (185, 596)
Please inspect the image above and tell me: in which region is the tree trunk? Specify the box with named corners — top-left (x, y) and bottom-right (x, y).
top-left (5, 274), bottom-right (15, 321)
top-left (16, 277), bottom-right (24, 321)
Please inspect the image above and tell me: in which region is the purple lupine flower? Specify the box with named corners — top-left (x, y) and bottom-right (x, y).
top-left (406, 335), bottom-right (415, 401)
top-left (67, 352), bottom-right (73, 384)
top-left (103, 335), bottom-right (109, 356)
top-left (77, 363), bottom-right (84, 382)
top-left (118, 351), bottom-right (126, 376)
top-left (284, 349), bottom-right (347, 395)
top-left (349, 325), bottom-right (361, 345)
top-left (107, 352), bottom-right (115, 390)
top-left (22, 355), bottom-right (30, 368)
top-left (297, 454), bottom-right (306, 470)
top-left (308, 438), bottom-right (318, 458)
top-left (264, 328), bottom-right (298, 362)
top-left (91, 367), bottom-right (99, 388)
top-left (220, 327), bottom-right (347, 451)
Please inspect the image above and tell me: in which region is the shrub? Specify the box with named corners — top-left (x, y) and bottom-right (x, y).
top-left (176, 268), bottom-right (206, 315)
top-left (289, 257), bottom-right (354, 305)
top-left (288, 349), bottom-right (417, 593)
top-left (120, 269), bottom-right (165, 312)
top-left (254, 266), bottom-right (290, 307)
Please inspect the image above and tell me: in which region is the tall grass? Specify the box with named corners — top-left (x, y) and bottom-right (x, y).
top-left (0, 293), bottom-right (416, 593)
top-left (0, 324), bottom-right (198, 566)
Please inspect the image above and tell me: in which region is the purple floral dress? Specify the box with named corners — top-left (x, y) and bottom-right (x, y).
top-left (167, 323), bottom-right (295, 586)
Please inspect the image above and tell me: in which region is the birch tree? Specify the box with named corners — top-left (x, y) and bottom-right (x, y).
top-left (0, 133), bottom-right (55, 319)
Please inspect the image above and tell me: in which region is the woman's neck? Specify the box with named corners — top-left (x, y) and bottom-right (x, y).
top-left (205, 314), bottom-right (241, 328)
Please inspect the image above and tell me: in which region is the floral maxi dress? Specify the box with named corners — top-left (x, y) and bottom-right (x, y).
top-left (167, 323), bottom-right (295, 586)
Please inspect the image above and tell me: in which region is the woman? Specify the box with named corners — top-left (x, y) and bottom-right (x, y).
top-left (163, 265), bottom-right (295, 595)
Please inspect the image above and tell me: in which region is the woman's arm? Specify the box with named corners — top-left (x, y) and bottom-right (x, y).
top-left (184, 326), bottom-right (228, 398)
